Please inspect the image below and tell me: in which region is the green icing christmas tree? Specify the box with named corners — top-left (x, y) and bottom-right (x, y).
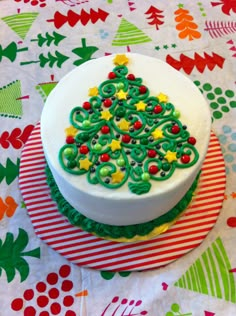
top-left (59, 54), bottom-right (199, 195)
top-left (112, 18), bottom-right (152, 46)
top-left (0, 81), bottom-right (24, 118)
top-left (175, 237), bottom-right (236, 303)
top-left (2, 12), bottom-right (39, 40)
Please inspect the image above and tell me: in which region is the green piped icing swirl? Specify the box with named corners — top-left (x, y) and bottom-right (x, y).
top-left (46, 165), bottom-right (200, 240)
top-left (59, 62), bottom-right (200, 195)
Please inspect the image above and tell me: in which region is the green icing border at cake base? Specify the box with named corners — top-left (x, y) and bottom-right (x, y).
top-left (45, 165), bottom-right (200, 240)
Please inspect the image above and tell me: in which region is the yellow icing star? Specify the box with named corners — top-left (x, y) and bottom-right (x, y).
top-left (116, 89), bottom-right (128, 100)
top-left (164, 150), bottom-right (177, 163)
top-left (88, 86), bottom-right (98, 96)
top-left (111, 170), bottom-right (125, 183)
top-left (157, 92), bottom-right (168, 103)
top-left (151, 128), bottom-right (163, 140)
top-left (118, 118), bottom-right (131, 131)
top-left (113, 54), bottom-right (129, 66)
top-left (100, 110), bottom-right (113, 121)
top-left (135, 101), bottom-right (147, 111)
top-left (65, 125), bottom-right (78, 137)
top-left (109, 139), bottom-right (121, 152)
top-left (79, 157), bottom-right (93, 171)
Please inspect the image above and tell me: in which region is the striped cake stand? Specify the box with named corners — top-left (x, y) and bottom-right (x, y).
top-left (19, 123), bottom-right (226, 271)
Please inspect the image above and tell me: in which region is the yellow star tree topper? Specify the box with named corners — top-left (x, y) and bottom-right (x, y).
top-left (113, 54), bottom-right (129, 65)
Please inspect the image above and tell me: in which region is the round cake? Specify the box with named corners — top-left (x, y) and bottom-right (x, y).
top-left (41, 53), bottom-right (211, 235)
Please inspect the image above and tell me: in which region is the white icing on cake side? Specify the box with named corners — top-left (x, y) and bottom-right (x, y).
top-left (41, 53), bottom-right (211, 225)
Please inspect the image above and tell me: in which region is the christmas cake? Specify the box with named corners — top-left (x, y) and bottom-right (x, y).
top-left (41, 53), bottom-right (211, 241)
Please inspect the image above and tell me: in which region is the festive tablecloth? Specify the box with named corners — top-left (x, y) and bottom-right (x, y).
top-left (1, 1), bottom-right (236, 315)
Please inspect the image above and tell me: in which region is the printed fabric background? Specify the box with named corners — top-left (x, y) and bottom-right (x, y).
top-left (0, 0), bottom-right (236, 315)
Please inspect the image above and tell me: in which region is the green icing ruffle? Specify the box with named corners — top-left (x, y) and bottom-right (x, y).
top-left (45, 165), bottom-right (200, 240)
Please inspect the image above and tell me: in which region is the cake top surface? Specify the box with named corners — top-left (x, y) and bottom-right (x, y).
top-left (41, 53), bottom-right (211, 199)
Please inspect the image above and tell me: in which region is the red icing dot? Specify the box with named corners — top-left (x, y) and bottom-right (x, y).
top-left (66, 136), bottom-right (75, 144)
top-left (61, 279), bottom-right (73, 292)
top-left (139, 85), bottom-right (147, 94)
top-left (24, 306), bottom-right (36, 316)
top-left (122, 134), bottom-right (131, 143)
top-left (148, 149), bottom-right (156, 158)
top-left (79, 145), bottom-right (89, 154)
top-left (82, 101), bottom-right (91, 110)
top-left (48, 288), bottom-right (59, 299)
top-left (36, 282), bottom-right (47, 292)
top-left (134, 121), bottom-right (142, 130)
top-left (103, 98), bottom-right (112, 108)
top-left (101, 125), bottom-right (110, 134)
top-left (46, 273), bottom-right (58, 285)
top-left (65, 311), bottom-right (76, 316)
top-left (63, 295), bottom-right (74, 307)
top-left (108, 72), bottom-right (116, 79)
top-left (50, 302), bottom-right (61, 315)
top-left (181, 154), bottom-right (190, 164)
top-left (37, 295), bottom-right (49, 308)
top-left (59, 265), bottom-right (71, 278)
top-left (100, 153), bottom-right (110, 162)
top-left (153, 105), bottom-right (163, 114)
top-left (171, 125), bottom-right (180, 134)
top-left (24, 289), bottom-right (34, 301)
top-left (11, 298), bottom-right (23, 311)
top-left (149, 165), bottom-right (159, 174)
top-left (127, 74), bottom-right (135, 80)
top-left (188, 137), bottom-right (196, 145)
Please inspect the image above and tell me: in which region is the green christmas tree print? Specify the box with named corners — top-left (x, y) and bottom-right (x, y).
top-left (0, 229), bottom-right (40, 282)
top-left (31, 31), bottom-right (66, 47)
top-left (0, 81), bottom-right (24, 119)
top-left (175, 237), bottom-right (236, 303)
top-left (72, 38), bottom-right (99, 66)
top-left (0, 158), bottom-right (20, 185)
top-left (112, 18), bottom-right (152, 46)
top-left (2, 12), bottom-right (39, 40)
top-left (59, 55), bottom-right (199, 195)
top-left (0, 42), bottom-right (28, 62)
top-left (35, 77), bottom-right (58, 103)
top-left (21, 51), bottom-right (69, 68)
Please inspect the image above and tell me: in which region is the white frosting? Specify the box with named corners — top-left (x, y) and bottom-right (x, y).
top-left (41, 53), bottom-right (211, 226)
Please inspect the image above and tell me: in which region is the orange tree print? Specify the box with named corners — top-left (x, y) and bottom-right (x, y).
top-left (174, 4), bottom-right (201, 41)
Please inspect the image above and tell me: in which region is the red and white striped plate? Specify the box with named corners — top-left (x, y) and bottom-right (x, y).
top-left (19, 123), bottom-right (226, 271)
